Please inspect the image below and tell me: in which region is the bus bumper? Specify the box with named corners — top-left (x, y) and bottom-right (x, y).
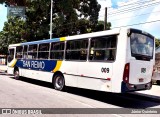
top-left (121, 81), bottom-right (152, 93)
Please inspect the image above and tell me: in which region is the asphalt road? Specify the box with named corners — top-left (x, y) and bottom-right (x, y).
top-left (0, 72), bottom-right (160, 117)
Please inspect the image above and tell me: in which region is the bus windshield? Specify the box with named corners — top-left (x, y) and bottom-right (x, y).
top-left (130, 33), bottom-right (154, 60)
top-left (8, 48), bottom-right (15, 63)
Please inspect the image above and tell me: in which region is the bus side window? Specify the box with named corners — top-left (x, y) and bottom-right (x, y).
top-left (28, 44), bottom-right (38, 59)
top-left (50, 42), bottom-right (64, 60)
top-left (89, 35), bottom-right (117, 61)
top-left (16, 46), bottom-right (23, 59)
top-left (8, 49), bottom-right (14, 62)
top-left (23, 45), bottom-right (28, 59)
top-left (108, 50), bottom-right (114, 60)
top-left (66, 39), bottom-right (88, 61)
top-left (38, 43), bottom-right (50, 59)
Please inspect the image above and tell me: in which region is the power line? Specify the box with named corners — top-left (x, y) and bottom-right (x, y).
top-left (100, 0), bottom-right (154, 11)
top-left (112, 19), bottom-right (160, 29)
top-left (108, 0), bottom-right (154, 9)
top-left (48, 1), bottom-right (160, 32)
top-left (51, 19), bottom-right (160, 33)
top-left (108, 1), bottom-right (160, 16)
top-left (100, 0), bottom-right (156, 12)
top-left (108, 0), bottom-right (159, 11)
top-left (108, 10), bottom-right (160, 22)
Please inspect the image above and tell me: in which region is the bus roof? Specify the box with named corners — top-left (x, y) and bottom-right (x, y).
top-left (9, 28), bottom-right (122, 47)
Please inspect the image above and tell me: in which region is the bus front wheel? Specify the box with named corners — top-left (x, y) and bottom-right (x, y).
top-left (14, 69), bottom-right (20, 80)
top-left (53, 74), bottom-right (65, 91)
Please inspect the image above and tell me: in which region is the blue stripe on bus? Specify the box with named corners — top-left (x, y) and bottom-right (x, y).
top-left (21, 38), bottom-right (60, 46)
top-left (16, 59), bottom-right (58, 72)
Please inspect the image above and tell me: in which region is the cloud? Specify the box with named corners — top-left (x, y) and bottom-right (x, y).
top-left (108, 0), bottom-right (139, 27)
top-left (98, 0), bottom-right (112, 20)
top-left (142, 4), bottom-right (160, 37)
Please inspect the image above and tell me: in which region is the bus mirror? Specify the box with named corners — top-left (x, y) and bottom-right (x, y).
top-left (127, 32), bottom-right (131, 37)
top-left (127, 29), bottom-right (131, 37)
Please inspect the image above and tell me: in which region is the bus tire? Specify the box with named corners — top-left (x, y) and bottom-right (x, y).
top-left (53, 74), bottom-right (65, 91)
top-left (156, 80), bottom-right (160, 85)
top-left (14, 68), bottom-right (20, 80)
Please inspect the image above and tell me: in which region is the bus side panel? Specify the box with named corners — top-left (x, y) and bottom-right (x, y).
top-left (20, 68), bottom-right (53, 83)
top-left (77, 76), bottom-right (111, 92)
top-left (60, 61), bottom-right (78, 87)
top-left (7, 67), bottom-right (14, 75)
top-left (16, 59), bottom-right (58, 83)
top-left (77, 62), bottom-right (112, 92)
top-left (111, 29), bottom-right (128, 93)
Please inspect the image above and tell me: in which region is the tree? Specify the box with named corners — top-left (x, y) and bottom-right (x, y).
top-left (156, 38), bottom-right (160, 48)
top-left (95, 21), bottom-right (111, 31)
top-left (0, 17), bottom-right (27, 54)
top-left (0, 0), bottom-right (26, 6)
top-left (0, 0), bottom-right (112, 55)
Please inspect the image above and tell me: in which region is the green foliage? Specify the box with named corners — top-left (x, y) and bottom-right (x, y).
top-left (52, 0), bottom-right (104, 36)
top-left (156, 38), bottom-right (160, 48)
top-left (0, 0), bottom-right (112, 55)
top-left (0, 0), bottom-right (26, 6)
top-left (95, 21), bottom-right (111, 31)
top-left (0, 17), bottom-right (27, 54)
top-left (0, 0), bottom-right (5, 4)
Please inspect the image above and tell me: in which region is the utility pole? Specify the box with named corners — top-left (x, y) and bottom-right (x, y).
top-left (50, 0), bottom-right (53, 39)
top-left (104, 7), bottom-right (107, 30)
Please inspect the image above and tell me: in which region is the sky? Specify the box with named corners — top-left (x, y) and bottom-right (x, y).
top-left (0, 4), bottom-right (7, 31)
top-left (0, 0), bottom-right (160, 38)
top-left (98, 0), bottom-right (160, 38)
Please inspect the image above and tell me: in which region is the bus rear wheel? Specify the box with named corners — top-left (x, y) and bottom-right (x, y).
top-left (53, 74), bottom-right (65, 91)
top-left (156, 80), bottom-right (160, 85)
top-left (14, 69), bottom-right (20, 80)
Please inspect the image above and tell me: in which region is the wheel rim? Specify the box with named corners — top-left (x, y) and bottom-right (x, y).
top-left (55, 75), bottom-right (64, 90)
top-left (14, 71), bottom-right (19, 79)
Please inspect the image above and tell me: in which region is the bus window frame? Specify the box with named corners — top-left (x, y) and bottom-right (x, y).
top-left (88, 35), bottom-right (118, 62)
top-left (8, 48), bottom-right (15, 63)
top-left (65, 38), bottom-right (89, 61)
top-left (50, 41), bottom-right (65, 60)
top-left (23, 45), bottom-right (28, 59)
top-left (38, 43), bottom-right (50, 60)
top-left (27, 44), bottom-right (38, 60)
top-left (15, 46), bottom-right (23, 59)
top-left (129, 29), bottom-right (154, 61)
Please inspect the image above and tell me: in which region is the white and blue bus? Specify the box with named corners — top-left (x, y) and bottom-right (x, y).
top-left (7, 28), bottom-right (155, 93)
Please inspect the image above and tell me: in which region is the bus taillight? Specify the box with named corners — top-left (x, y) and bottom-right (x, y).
top-left (123, 63), bottom-right (130, 83)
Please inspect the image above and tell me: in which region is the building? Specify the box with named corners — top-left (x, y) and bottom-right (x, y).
top-left (0, 55), bottom-right (6, 65)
